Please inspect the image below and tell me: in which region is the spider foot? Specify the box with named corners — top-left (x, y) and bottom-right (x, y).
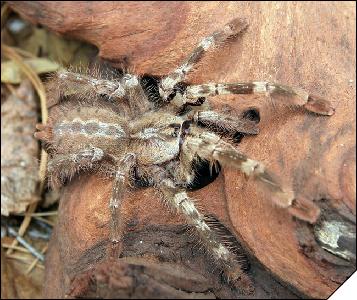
top-left (304, 95), bottom-right (335, 116)
top-left (226, 270), bottom-right (255, 296)
top-left (109, 239), bottom-right (122, 259)
top-left (34, 122), bottom-right (53, 142)
top-left (288, 197), bottom-right (321, 224)
top-left (223, 18), bottom-right (249, 37)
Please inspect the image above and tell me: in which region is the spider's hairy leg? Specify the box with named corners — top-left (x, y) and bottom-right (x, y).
top-left (45, 146), bottom-right (105, 188)
top-left (191, 110), bottom-right (259, 136)
top-left (184, 82), bottom-right (335, 115)
top-left (109, 153), bottom-right (136, 258)
top-left (183, 127), bottom-right (321, 223)
top-left (159, 18), bottom-right (248, 101)
top-left (50, 70), bottom-right (127, 99)
top-left (121, 73), bottom-right (152, 113)
top-left (150, 167), bottom-right (254, 295)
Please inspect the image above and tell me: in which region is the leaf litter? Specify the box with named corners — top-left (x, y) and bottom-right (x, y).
top-left (1, 3), bottom-right (98, 298)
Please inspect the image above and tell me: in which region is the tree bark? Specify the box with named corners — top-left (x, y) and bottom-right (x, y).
top-left (8, 1), bottom-right (356, 299)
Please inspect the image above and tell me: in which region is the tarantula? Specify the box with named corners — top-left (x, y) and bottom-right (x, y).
top-left (34, 18), bottom-right (334, 294)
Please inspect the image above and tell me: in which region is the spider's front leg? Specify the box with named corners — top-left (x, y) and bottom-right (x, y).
top-left (190, 110), bottom-right (260, 136)
top-left (159, 18), bottom-right (248, 101)
top-left (183, 126), bottom-right (321, 223)
top-left (50, 70), bottom-right (126, 99)
top-left (49, 70), bottom-right (149, 111)
top-left (149, 167), bottom-right (254, 295)
top-left (184, 82), bottom-right (335, 115)
top-left (108, 153), bottom-right (136, 258)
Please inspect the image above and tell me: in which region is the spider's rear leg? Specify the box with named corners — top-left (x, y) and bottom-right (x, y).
top-left (109, 153), bottom-right (136, 258)
top-left (183, 128), bottom-right (321, 223)
top-left (149, 167), bottom-right (254, 295)
top-left (184, 82), bottom-right (335, 115)
top-left (159, 18), bottom-right (248, 101)
top-left (44, 146), bottom-right (105, 188)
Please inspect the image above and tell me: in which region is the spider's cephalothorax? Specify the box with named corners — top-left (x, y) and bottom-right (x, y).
top-left (35, 18), bottom-right (334, 294)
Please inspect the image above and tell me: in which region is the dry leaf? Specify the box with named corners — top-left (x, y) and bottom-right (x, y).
top-left (18, 27), bottom-right (96, 69)
top-left (1, 80), bottom-right (39, 216)
top-left (1, 58), bottom-right (59, 84)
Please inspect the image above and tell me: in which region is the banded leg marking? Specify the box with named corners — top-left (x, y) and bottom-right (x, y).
top-left (191, 110), bottom-right (259, 135)
top-left (47, 146), bottom-right (104, 187)
top-left (109, 153), bottom-right (136, 257)
top-left (183, 128), bottom-right (320, 223)
top-left (159, 18), bottom-right (248, 100)
top-left (56, 70), bottom-right (126, 98)
top-left (184, 82), bottom-right (335, 115)
top-left (55, 71), bottom-right (147, 97)
top-left (156, 177), bottom-right (254, 294)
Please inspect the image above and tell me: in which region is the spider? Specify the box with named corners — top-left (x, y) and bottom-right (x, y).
top-left (34, 18), bottom-right (334, 295)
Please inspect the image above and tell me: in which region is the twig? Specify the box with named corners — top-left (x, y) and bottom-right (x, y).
top-left (34, 216), bottom-right (55, 227)
top-left (12, 46), bottom-right (38, 58)
top-left (26, 244), bottom-right (48, 274)
top-left (6, 254), bottom-right (45, 269)
top-left (1, 45), bottom-right (48, 121)
top-left (16, 211), bottom-right (58, 217)
top-left (6, 253), bottom-right (33, 262)
top-left (7, 227), bottom-right (44, 262)
top-left (1, 3), bottom-right (10, 28)
top-left (1, 244), bottom-right (30, 253)
top-left (6, 202), bottom-right (38, 255)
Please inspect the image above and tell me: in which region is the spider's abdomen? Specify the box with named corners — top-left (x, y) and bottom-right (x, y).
top-left (53, 119), bottom-right (125, 140)
top-left (41, 106), bottom-right (129, 157)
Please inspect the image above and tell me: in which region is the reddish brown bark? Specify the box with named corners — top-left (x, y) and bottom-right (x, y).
top-left (8, 1), bottom-right (356, 299)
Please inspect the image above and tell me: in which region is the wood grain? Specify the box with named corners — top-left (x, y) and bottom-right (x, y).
top-left (8, 1), bottom-right (356, 298)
